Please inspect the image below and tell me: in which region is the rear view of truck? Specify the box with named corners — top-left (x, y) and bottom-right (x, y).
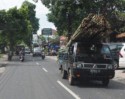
top-left (59, 14), bottom-right (115, 86)
top-left (66, 43), bottom-right (115, 86)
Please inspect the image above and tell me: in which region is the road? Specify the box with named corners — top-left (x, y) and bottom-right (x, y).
top-left (0, 54), bottom-right (125, 99)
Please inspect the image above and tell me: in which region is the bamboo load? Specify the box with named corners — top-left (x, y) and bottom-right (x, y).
top-left (67, 14), bottom-right (111, 46)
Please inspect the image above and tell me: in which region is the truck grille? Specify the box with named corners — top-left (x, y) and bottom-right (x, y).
top-left (83, 63), bottom-right (107, 69)
top-left (96, 64), bottom-right (107, 69)
top-left (84, 64), bottom-right (94, 68)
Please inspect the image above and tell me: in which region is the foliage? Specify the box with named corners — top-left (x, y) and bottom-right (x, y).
top-left (41, 0), bottom-right (125, 35)
top-left (39, 35), bottom-right (46, 41)
top-left (0, 1), bottom-right (39, 52)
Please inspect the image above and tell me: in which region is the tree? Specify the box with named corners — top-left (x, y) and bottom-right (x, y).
top-left (19, 1), bottom-right (39, 47)
top-left (41, 0), bottom-right (125, 35)
top-left (0, 1), bottom-right (39, 60)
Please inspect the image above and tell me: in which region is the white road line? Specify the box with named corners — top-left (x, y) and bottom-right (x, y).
top-left (36, 62), bottom-right (39, 65)
top-left (57, 80), bottom-right (81, 99)
top-left (42, 68), bottom-right (48, 72)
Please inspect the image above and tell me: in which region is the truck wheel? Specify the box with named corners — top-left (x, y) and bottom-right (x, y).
top-left (113, 61), bottom-right (119, 69)
top-left (68, 70), bottom-right (75, 85)
top-left (61, 69), bottom-right (67, 79)
top-left (102, 79), bottom-right (109, 87)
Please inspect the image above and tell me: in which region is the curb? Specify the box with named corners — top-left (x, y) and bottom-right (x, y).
top-left (0, 62), bottom-right (8, 67)
top-left (0, 54), bottom-right (8, 74)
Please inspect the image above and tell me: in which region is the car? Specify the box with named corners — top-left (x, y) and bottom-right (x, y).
top-left (32, 47), bottom-right (42, 57)
top-left (25, 47), bottom-right (31, 54)
top-left (107, 43), bottom-right (125, 69)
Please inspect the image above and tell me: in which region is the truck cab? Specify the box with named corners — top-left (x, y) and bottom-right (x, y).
top-left (62, 42), bottom-right (115, 86)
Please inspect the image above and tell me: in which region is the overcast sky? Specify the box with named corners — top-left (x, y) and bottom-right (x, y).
top-left (0, 0), bottom-right (56, 35)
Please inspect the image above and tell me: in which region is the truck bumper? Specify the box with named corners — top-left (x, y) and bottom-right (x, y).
top-left (72, 68), bottom-right (115, 80)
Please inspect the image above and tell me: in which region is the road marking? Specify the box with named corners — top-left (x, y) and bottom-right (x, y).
top-left (57, 80), bottom-right (81, 99)
top-left (42, 68), bottom-right (48, 72)
top-left (36, 62), bottom-right (39, 65)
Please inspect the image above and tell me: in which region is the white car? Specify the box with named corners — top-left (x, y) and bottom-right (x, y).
top-left (25, 47), bottom-right (31, 54)
top-left (32, 47), bottom-right (42, 57)
top-left (108, 43), bottom-right (125, 68)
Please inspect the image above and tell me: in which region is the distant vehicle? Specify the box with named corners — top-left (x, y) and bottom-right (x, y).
top-left (25, 47), bottom-right (31, 54)
top-left (107, 43), bottom-right (125, 69)
top-left (19, 49), bottom-right (25, 62)
top-left (15, 45), bottom-right (25, 55)
top-left (32, 47), bottom-right (42, 57)
top-left (41, 51), bottom-right (45, 59)
top-left (51, 49), bottom-right (57, 56)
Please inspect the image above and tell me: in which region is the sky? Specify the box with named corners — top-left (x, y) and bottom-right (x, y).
top-left (0, 0), bottom-right (56, 35)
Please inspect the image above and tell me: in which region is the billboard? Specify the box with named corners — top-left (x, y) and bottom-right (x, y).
top-left (42, 28), bottom-right (52, 35)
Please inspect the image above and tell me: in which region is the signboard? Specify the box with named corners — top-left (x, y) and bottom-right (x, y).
top-left (42, 28), bottom-right (52, 35)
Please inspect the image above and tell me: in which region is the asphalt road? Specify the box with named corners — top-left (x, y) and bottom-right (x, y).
top-left (0, 54), bottom-right (125, 99)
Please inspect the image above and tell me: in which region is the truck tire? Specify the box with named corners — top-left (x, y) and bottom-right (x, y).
top-left (61, 69), bottom-right (67, 79)
top-left (113, 60), bottom-right (119, 69)
top-left (68, 70), bottom-right (75, 85)
top-left (102, 79), bottom-right (109, 87)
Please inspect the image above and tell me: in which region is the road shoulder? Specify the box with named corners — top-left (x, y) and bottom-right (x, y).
top-left (0, 54), bottom-right (8, 74)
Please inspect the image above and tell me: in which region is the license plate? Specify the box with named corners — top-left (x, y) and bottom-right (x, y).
top-left (90, 70), bottom-right (100, 74)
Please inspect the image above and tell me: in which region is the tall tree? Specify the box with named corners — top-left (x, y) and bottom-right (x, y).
top-left (41, 0), bottom-right (125, 35)
top-left (0, 1), bottom-right (39, 59)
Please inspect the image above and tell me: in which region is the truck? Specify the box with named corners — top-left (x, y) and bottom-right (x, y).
top-left (59, 14), bottom-right (115, 86)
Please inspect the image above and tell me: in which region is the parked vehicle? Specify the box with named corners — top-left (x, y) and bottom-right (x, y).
top-left (25, 47), bottom-right (31, 54)
top-left (107, 43), bottom-right (125, 69)
top-left (15, 45), bottom-right (25, 55)
top-left (60, 43), bottom-right (115, 86)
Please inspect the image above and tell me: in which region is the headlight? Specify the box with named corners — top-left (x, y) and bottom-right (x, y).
top-left (107, 64), bottom-right (113, 69)
top-left (77, 64), bottom-right (83, 68)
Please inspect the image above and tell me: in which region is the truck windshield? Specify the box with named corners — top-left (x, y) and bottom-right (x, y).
top-left (76, 44), bottom-right (111, 62)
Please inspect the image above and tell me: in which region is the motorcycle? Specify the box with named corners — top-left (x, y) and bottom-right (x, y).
top-left (41, 52), bottom-right (45, 60)
top-left (20, 54), bottom-right (24, 62)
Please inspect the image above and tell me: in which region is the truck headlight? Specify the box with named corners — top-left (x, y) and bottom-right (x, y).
top-left (77, 64), bottom-right (83, 68)
top-left (107, 64), bottom-right (113, 69)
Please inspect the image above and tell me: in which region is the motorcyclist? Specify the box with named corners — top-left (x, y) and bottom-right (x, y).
top-left (19, 48), bottom-right (25, 61)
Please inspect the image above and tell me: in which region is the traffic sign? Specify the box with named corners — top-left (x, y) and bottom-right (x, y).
top-left (42, 28), bottom-right (52, 35)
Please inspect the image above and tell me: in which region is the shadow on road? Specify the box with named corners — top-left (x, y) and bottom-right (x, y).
top-left (75, 80), bottom-right (125, 90)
